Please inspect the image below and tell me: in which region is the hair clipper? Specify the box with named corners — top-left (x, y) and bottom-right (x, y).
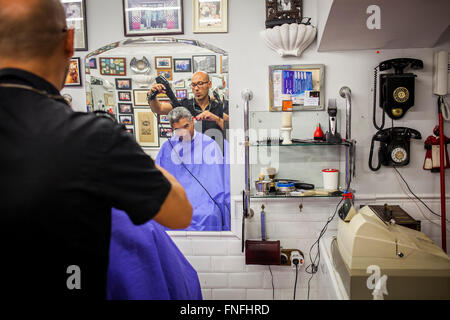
top-left (325, 99), bottom-right (342, 143)
top-left (148, 75), bottom-right (180, 107)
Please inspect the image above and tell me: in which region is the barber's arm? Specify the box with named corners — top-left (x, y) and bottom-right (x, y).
top-left (196, 110), bottom-right (225, 130)
top-left (148, 83), bottom-right (174, 115)
top-left (152, 165), bottom-right (192, 229)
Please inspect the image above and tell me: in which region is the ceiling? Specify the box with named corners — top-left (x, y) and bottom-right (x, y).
top-left (318, 0), bottom-right (450, 51)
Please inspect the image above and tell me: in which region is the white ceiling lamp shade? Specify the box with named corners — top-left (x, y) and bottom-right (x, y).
top-left (260, 23), bottom-right (317, 57)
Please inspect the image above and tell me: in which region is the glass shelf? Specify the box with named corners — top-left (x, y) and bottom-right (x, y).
top-left (250, 139), bottom-right (355, 147)
top-left (250, 193), bottom-right (343, 199)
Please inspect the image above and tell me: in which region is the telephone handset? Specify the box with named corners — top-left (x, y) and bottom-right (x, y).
top-left (373, 58), bottom-right (423, 130)
top-left (433, 51), bottom-right (449, 96)
top-left (369, 127), bottom-right (422, 171)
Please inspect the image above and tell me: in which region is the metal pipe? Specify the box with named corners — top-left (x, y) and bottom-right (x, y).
top-left (242, 89), bottom-right (253, 216)
top-left (339, 86), bottom-right (352, 141)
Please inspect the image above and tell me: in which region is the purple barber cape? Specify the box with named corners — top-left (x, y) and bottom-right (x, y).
top-left (107, 208), bottom-right (202, 300)
top-left (156, 131), bottom-right (230, 231)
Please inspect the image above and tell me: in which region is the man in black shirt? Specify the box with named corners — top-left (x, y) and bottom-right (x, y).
top-left (149, 71), bottom-right (229, 144)
top-left (0, 0), bottom-right (192, 299)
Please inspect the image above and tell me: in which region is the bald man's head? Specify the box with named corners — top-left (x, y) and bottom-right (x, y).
top-left (0, 0), bottom-right (68, 60)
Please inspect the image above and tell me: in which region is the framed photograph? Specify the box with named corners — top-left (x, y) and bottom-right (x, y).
top-left (125, 127), bottom-right (134, 135)
top-left (155, 56), bottom-right (172, 69)
top-left (220, 55), bottom-right (228, 73)
top-left (156, 69), bottom-right (173, 80)
top-left (134, 108), bottom-right (159, 148)
top-left (104, 93), bottom-right (116, 106)
top-left (89, 58), bottom-right (97, 69)
top-left (269, 64), bottom-right (324, 111)
top-left (122, 0), bottom-right (184, 36)
top-left (193, 0), bottom-right (228, 33)
top-left (99, 57), bottom-right (127, 76)
top-left (176, 89), bottom-right (188, 99)
top-left (62, 0), bottom-right (88, 51)
top-left (159, 114), bottom-right (170, 124)
top-left (64, 57), bottom-right (82, 87)
top-left (118, 91), bottom-right (132, 101)
top-left (159, 126), bottom-right (173, 138)
top-left (174, 58), bottom-right (192, 72)
top-left (118, 103), bottom-right (134, 114)
top-left (192, 55), bottom-right (216, 73)
top-left (173, 79), bottom-right (185, 88)
top-left (119, 115), bottom-right (134, 125)
top-left (265, 0), bottom-right (303, 28)
top-left (116, 78), bottom-right (132, 90)
top-left (133, 89), bottom-right (150, 106)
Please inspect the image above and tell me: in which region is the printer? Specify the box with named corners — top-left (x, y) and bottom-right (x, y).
top-left (332, 205), bottom-right (450, 299)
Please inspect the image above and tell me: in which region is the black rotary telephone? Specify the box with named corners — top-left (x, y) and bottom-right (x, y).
top-left (373, 58), bottom-right (423, 130)
top-left (369, 127), bottom-right (422, 171)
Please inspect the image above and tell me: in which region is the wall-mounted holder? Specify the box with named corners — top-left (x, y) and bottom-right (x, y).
top-left (260, 23), bottom-right (317, 57)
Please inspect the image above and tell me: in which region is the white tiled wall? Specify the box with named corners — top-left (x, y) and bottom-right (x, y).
top-left (169, 195), bottom-right (450, 300)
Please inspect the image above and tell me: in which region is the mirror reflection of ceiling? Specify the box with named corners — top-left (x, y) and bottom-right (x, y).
top-left (102, 43), bottom-right (217, 56)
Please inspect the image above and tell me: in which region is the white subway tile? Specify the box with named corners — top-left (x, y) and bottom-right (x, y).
top-left (246, 289), bottom-right (274, 300)
top-left (229, 273), bottom-right (264, 289)
top-left (227, 239), bottom-right (245, 256)
top-left (212, 256), bottom-right (245, 272)
top-left (201, 289), bottom-right (212, 300)
top-left (185, 256), bottom-right (212, 272)
top-left (192, 239), bottom-right (228, 256)
top-left (211, 289), bottom-right (246, 300)
top-left (171, 239), bottom-right (193, 255)
top-left (198, 273), bottom-right (228, 289)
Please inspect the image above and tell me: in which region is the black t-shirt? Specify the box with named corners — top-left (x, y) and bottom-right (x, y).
top-left (0, 68), bottom-right (171, 299)
top-left (173, 97), bottom-right (225, 149)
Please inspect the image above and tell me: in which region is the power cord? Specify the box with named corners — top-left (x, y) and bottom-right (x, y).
top-left (293, 262), bottom-right (299, 300)
top-left (305, 198), bottom-right (343, 300)
top-left (393, 167), bottom-right (449, 222)
top-left (439, 96), bottom-right (450, 121)
top-left (393, 168), bottom-right (450, 231)
top-left (268, 265), bottom-right (274, 300)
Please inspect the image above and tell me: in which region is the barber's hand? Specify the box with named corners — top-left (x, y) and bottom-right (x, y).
top-left (149, 83), bottom-right (166, 96)
top-left (196, 110), bottom-right (219, 123)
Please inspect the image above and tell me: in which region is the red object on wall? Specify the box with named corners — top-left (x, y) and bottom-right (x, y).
top-left (423, 125), bottom-right (450, 172)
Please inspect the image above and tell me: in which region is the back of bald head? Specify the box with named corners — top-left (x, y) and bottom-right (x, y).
top-left (0, 0), bottom-right (67, 60)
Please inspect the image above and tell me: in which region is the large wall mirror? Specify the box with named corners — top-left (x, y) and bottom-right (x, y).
top-left (85, 37), bottom-right (230, 232)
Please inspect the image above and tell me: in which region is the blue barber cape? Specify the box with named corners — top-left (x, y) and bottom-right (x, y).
top-left (156, 131), bottom-right (230, 231)
top-left (107, 208), bottom-right (202, 300)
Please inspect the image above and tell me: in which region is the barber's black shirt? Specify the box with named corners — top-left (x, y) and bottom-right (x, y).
top-left (0, 68), bottom-right (171, 299)
top-left (173, 98), bottom-right (224, 134)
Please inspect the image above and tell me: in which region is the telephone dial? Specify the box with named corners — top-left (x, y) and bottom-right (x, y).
top-left (369, 127), bottom-right (422, 171)
top-left (373, 58), bottom-right (423, 129)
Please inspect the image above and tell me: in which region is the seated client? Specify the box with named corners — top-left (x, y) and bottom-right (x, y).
top-left (156, 107), bottom-right (230, 231)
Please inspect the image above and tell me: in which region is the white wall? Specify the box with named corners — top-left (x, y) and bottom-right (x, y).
top-left (63, 0), bottom-right (450, 300)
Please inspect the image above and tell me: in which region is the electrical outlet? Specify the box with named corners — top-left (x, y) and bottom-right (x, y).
top-left (290, 250), bottom-right (304, 269)
top-left (280, 249), bottom-right (304, 267)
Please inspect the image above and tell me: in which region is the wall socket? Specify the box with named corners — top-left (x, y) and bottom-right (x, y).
top-left (280, 249), bottom-right (303, 266)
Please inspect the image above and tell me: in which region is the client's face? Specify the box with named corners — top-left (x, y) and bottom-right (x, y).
top-left (172, 117), bottom-right (195, 140)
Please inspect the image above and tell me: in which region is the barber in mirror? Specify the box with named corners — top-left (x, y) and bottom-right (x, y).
top-left (156, 107), bottom-right (230, 231)
top-left (148, 71), bottom-right (229, 148)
